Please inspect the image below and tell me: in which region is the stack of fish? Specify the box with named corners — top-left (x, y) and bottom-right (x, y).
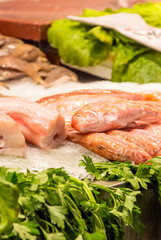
top-left (38, 89), bottom-right (161, 164)
top-left (0, 34), bottom-right (77, 88)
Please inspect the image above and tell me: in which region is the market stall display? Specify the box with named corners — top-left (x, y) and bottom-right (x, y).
top-left (0, 1), bottom-right (161, 240)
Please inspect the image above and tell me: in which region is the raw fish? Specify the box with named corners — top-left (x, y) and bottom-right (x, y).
top-left (0, 98), bottom-right (67, 149)
top-left (68, 132), bottom-right (151, 164)
top-left (71, 99), bottom-right (161, 133)
top-left (107, 129), bottom-right (161, 157)
top-left (0, 114), bottom-right (26, 157)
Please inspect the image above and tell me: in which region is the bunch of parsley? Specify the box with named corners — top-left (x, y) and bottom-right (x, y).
top-left (0, 162), bottom-right (145, 240)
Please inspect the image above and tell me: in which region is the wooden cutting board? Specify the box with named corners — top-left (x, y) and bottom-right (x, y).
top-left (0, 0), bottom-right (119, 41)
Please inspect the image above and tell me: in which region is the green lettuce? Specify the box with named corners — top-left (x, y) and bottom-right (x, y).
top-left (48, 19), bottom-right (113, 67)
top-left (47, 3), bottom-right (161, 83)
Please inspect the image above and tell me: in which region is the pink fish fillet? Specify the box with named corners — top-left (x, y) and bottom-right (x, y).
top-left (0, 98), bottom-right (67, 149)
top-left (68, 132), bottom-right (151, 164)
top-left (0, 114), bottom-right (26, 157)
top-left (71, 99), bottom-right (161, 133)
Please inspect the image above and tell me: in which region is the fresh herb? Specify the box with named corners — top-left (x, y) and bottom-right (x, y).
top-left (0, 163), bottom-right (145, 240)
top-left (80, 155), bottom-right (161, 203)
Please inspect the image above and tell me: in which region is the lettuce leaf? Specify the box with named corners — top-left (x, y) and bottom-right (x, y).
top-left (48, 19), bottom-right (112, 67)
top-left (117, 3), bottom-right (161, 28)
top-left (47, 3), bottom-right (161, 83)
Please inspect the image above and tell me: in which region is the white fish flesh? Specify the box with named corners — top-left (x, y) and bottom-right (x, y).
top-left (0, 114), bottom-right (26, 157)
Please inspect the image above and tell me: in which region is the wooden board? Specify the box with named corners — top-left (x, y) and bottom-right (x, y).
top-left (0, 0), bottom-right (119, 41)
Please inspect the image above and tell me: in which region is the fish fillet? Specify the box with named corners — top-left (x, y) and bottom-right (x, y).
top-left (0, 114), bottom-right (26, 157)
top-left (68, 132), bottom-right (151, 164)
top-left (0, 98), bottom-right (67, 149)
top-left (71, 100), bottom-right (161, 133)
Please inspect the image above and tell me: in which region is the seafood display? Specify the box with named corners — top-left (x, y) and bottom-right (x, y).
top-left (38, 88), bottom-right (161, 164)
top-left (0, 34), bottom-right (78, 86)
top-left (0, 97), bottom-right (67, 151)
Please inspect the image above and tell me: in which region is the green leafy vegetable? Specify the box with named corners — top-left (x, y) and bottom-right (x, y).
top-left (47, 2), bottom-right (161, 83)
top-left (0, 179), bottom-right (19, 235)
top-left (1, 154), bottom-right (161, 240)
top-left (0, 164), bottom-right (145, 240)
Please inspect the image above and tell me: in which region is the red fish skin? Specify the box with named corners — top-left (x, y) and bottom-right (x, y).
top-left (107, 129), bottom-right (161, 157)
top-left (68, 132), bottom-right (151, 164)
top-left (37, 90), bottom-right (161, 128)
top-left (71, 100), bottom-right (161, 133)
top-left (40, 95), bottom-right (113, 120)
top-left (144, 122), bottom-right (161, 139)
top-left (37, 88), bottom-right (146, 105)
top-left (142, 92), bottom-right (161, 102)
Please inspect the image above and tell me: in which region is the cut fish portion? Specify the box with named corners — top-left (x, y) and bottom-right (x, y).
top-left (0, 98), bottom-right (67, 149)
top-left (68, 132), bottom-right (151, 164)
top-left (71, 99), bottom-right (161, 133)
top-left (0, 114), bottom-right (26, 157)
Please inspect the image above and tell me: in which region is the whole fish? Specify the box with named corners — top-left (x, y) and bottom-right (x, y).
top-left (0, 56), bottom-right (46, 85)
top-left (37, 89), bottom-right (148, 124)
top-left (0, 98), bottom-right (67, 149)
top-left (10, 44), bottom-right (46, 62)
top-left (68, 132), bottom-right (151, 164)
top-left (38, 94), bottom-right (120, 124)
top-left (71, 99), bottom-right (161, 133)
top-left (37, 88), bottom-right (146, 106)
top-left (107, 129), bottom-right (161, 157)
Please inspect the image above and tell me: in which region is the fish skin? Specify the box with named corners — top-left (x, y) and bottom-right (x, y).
top-left (0, 98), bottom-right (67, 149)
top-left (142, 92), bottom-right (161, 102)
top-left (38, 94), bottom-right (122, 124)
top-left (0, 56), bottom-right (46, 85)
top-left (68, 132), bottom-right (151, 164)
top-left (71, 99), bottom-right (161, 133)
top-left (107, 129), bottom-right (161, 157)
top-left (37, 88), bottom-right (146, 106)
top-left (10, 44), bottom-right (46, 62)
top-left (145, 122), bottom-right (161, 137)
top-left (0, 114), bottom-right (26, 157)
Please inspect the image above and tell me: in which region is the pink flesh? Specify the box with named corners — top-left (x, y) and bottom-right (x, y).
top-left (0, 98), bottom-right (67, 149)
top-left (71, 99), bottom-right (161, 133)
top-left (0, 114), bottom-right (26, 157)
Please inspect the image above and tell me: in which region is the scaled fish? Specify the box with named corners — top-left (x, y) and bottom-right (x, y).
top-left (68, 132), bottom-right (151, 164)
top-left (71, 99), bottom-right (161, 133)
